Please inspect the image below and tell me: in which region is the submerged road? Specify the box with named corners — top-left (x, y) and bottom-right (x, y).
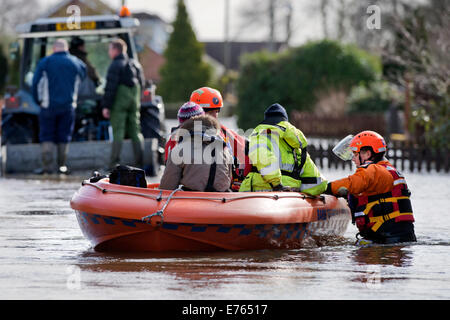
top-left (0, 168), bottom-right (449, 299)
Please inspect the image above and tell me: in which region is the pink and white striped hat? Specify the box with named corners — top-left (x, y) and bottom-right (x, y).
top-left (177, 102), bottom-right (205, 124)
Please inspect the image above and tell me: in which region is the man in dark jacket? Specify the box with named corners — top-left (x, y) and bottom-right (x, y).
top-left (69, 37), bottom-right (100, 99)
top-left (32, 38), bottom-right (86, 174)
top-left (102, 38), bottom-right (145, 169)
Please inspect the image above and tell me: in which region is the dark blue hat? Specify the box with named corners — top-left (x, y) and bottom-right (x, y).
top-left (264, 103), bottom-right (288, 121)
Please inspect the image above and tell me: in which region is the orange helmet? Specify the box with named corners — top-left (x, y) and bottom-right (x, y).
top-left (350, 130), bottom-right (387, 154)
top-left (190, 87), bottom-right (223, 110)
top-left (119, 6), bottom-right (131, 17)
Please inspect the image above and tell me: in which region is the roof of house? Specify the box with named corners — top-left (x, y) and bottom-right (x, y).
top-left (203, 41), bottom-right (285, 70)
top-left (40, 0), bottom-right (115, 18)
top-left (133, 12), bottom-right (167, 25)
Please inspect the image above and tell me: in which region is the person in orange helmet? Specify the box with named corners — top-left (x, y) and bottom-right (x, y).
top-left (325, 131), bottom-right (416, 245)
top-left (190, 87), bottom-right (251, 190)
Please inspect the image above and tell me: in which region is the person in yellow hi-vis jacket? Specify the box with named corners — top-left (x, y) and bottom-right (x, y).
top-left (239, 103), bottom-right (327, 195)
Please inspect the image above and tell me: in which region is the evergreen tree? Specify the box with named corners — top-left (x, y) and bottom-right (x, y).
top-left (158, 0), bottom-right (211, 102)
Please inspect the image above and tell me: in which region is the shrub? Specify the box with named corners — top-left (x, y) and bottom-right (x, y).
top-left (236, 50), bottom-right (283, 129)
top-left (236, 40), bottom-right (381, 129)
top-left (347, 81), bottom-right (404, 114)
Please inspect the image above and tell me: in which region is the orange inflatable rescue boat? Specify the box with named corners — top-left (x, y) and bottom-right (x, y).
top-left (70, 179), bottom-right (351, 252)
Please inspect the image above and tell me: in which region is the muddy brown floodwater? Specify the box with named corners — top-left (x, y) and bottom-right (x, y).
top-left (0, 168), bottom-right (449, 299)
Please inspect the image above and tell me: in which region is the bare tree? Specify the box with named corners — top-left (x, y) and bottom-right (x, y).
top-left (284, 1), bottom-right (292, 47)
top-left (382, 0), bottom-right (450, 147)
top-left (335, 0), bottom-right (349, 41)
top-left (235, 0), bottom-right (293, 50)
top-left (320, 0), bottom-right (329, 38)
top-left (308, 0), bottom-right (355, 41)
top-left (0, 0), bottom-right (41, 35)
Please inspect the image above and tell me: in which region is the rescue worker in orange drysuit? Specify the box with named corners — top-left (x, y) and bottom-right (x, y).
top-left (324, 131), bottom-right (416, 245)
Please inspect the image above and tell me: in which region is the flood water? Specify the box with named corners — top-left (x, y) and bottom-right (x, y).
top-left (0, 168), bottom-right (449, 300)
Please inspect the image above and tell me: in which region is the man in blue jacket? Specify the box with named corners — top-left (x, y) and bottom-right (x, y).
top-left (32, 38), bottom-right (86, 174)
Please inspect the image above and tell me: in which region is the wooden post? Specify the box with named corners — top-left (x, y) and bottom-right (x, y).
top-left (319, 144), bottom-right (324, 168)
top-left (404, 73), bottom-right (411, 142)
top-left (309, 145), bottom-right (316, 163)
top-left (409, 145), bottom-right (414, 172)
top-left (445, 148), bottom-right (449, 173)
top-left (401, 144), bottom-right (405, 171)
top-left (417, 147), bottom-right (423, 172)
top-left (435, 148), bottom-right (441, 172)
top-left (327, 145), bottom-right (333, 169)
top-left (333, 142), bottom-right (338, 169)
top-left (392, 141), bottom-right (398, 168)
top-left (425, 148), bottom-right (432, 172)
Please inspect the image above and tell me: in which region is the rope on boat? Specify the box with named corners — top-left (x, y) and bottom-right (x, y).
top-left (141, 185), bottom-right (184, 227)
top-left (81, 180), bottom-right (326, 204)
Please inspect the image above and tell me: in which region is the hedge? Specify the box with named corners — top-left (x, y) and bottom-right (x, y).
top-left (236, 39), bottom-right (381, 130)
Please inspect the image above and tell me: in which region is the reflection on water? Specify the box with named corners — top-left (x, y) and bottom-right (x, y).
top-left (351, 245), bottom-right (414, 267)
top-left (72, 247), bottom-right (343, 295)
top-left (0, 169), bottom-right (449, 299)
top-left (349, 245), bottom-right (416, 290)
top-left (12, 210), bottom-right (68, 216)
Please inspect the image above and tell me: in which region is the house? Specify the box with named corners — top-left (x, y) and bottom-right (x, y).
top-left (203, 41), bottom-right (285, 71)
top-left (38, 1), bottom-right (279, 83)
top-left (39, 0), bottom-right (169, 83)
top-left (133, 12), bottom-right (171, 83)
top-left (42, 0), bottom-right (115, 18)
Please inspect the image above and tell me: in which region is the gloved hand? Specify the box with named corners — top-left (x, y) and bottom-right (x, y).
top-left (336, 187), bottom-right (349, 197)
top-left (323, 182), bottom-right (334, 195)
top-left (272, 183), bottom-right (285, 191)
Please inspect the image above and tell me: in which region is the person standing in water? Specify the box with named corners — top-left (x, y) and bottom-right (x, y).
top-left (325, 130), bottom-right (416, 245)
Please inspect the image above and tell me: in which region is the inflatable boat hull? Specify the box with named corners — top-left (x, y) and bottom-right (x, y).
top-left (70, 180), bottom-right (351, 252)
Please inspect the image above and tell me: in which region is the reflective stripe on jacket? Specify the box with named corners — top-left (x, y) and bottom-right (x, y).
top-left (239, 121), bottom-right (327, 195)
top-left (32, 51), bottom-right (86, 109)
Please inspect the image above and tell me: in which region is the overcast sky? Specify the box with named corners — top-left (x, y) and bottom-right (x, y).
top-left (40, 0), bottom-right (323, 45)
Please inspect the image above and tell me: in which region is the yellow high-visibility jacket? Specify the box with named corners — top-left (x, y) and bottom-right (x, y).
top-left (239, 121), bottom-right (327, 195)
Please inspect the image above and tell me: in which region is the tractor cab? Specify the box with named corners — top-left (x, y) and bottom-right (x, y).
top-left (1, 13), bottom-right (166, 148)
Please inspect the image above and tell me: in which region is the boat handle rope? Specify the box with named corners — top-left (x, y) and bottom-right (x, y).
top-left (141, 185), bottom-right (184, 227)
top-left (81, 180), bottom-right (326, 204)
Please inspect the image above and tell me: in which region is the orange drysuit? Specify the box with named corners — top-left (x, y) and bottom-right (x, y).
top-left (328, 160), bottom-right (416, 244)
top-left (330, 160), bottom-right (394, 196)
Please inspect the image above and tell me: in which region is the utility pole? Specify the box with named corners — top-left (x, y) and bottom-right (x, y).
top-left (285, 1), bottom-right (292, 48)
top-left (224, 0), bottom-right (231, 72)
top-left (320, 0), bottom-right (329, 38)
top-left (268, 0), bottom-right (276, 52)
top-left (404, 72), bottom-right (412, 143)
